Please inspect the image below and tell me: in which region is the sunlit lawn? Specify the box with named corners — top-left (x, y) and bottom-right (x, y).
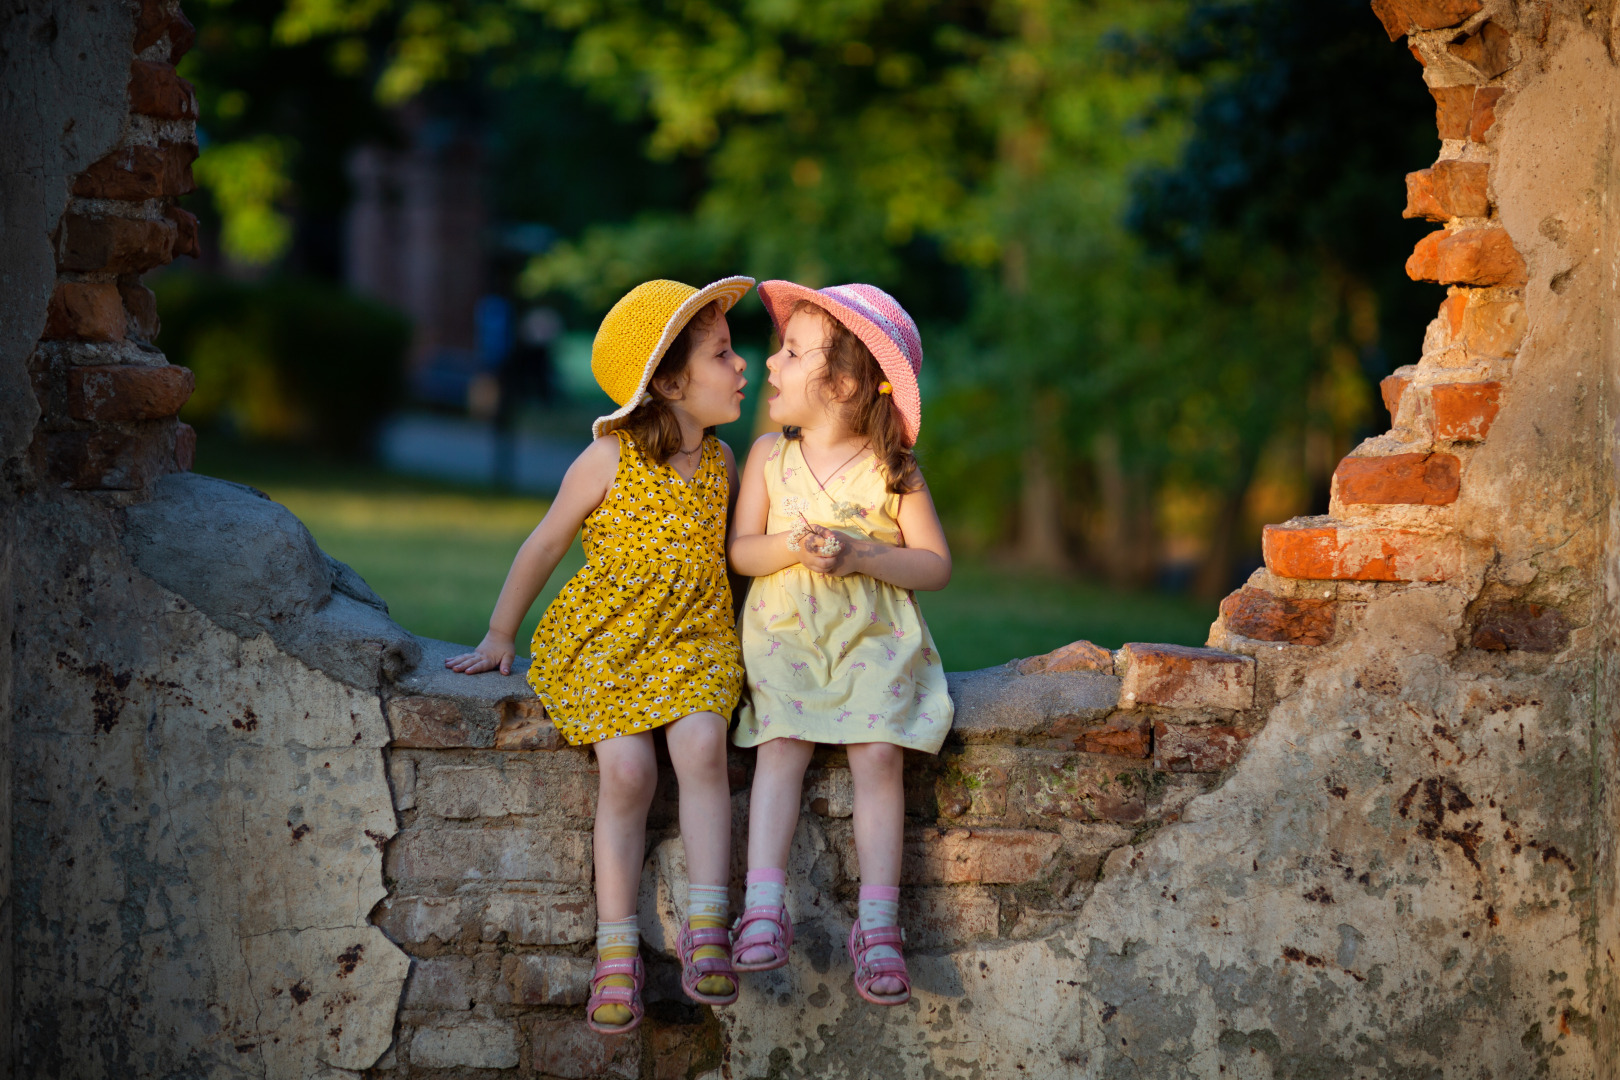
top-left (196, 440), bottom-right (1216, 671)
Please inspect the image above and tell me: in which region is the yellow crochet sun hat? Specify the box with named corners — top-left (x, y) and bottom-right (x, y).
top-left (590, 275), bottom-right (756, 438)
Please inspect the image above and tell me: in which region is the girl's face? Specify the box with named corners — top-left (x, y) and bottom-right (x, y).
top-left (661, 312), bottom-right (749, 428)
top-left (764, 309), bottom-right (846, 430)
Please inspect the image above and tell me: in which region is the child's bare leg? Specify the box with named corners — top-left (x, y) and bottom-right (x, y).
top-left (590, 732), bottom-right (658, 1026)
top-left (736, 737), bottom-right (815, 966)
top-left (665, 710), bottom-right (736, 997)
top-left (847, 741), bottom-right (906, 996)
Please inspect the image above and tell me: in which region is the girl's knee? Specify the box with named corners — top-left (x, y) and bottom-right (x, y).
top-left (599, 752), bottom-right (658, 801)
top-left (849, 741), bottom-right (904, 775)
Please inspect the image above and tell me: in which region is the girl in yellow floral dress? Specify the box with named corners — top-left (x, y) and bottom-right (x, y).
top-left (448, 277), bottom-right (753, 1034)
top-left (729, 282), bottom-right (953, 1007)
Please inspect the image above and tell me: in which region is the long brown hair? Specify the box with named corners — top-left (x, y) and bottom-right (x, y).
top-left (784, 299), bottom-right (919, 494)
top-left (618, 301), bottom-right (721, 465)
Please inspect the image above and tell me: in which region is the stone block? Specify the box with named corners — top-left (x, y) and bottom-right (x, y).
top-left (1371, 0), bottom-right (1482, 40)
top-left (904, 827), bottom-right (1061, 885)
top-left (1333, 453), bottom-right (1460, 505)
top-left (168, 205), bottom-right (200, 259)
top-left (387, 754), bottom-right (416, 810)
top-left (1429, 85), bottom-right (1477, 140)
top-left (1118, 643), bottom-right (1254, 711)
top-left (1220, 586), bottom-right (1335, 646)
top-left (174, 420), bottom-right (196, 471)
top-left (1016, 639), bottom-right (1113, 675)
top-left (42, 425), bottom-right (179, 490)
top-left (71, 141), bottom-right (196, 200)
top-left (494, 698), bottom-right (560, 749)
top-left (946, 666), bottom-right (1119, 744)
top-left (68, 364), bottom-right (193, 422)
top-left (1403, 160), bottom-right (1490, 220)
top-left (502, 953), bottom-right (592, 1005)
top-left (1263, 519), bottom-right (1461, 582)
top-left (1460, 296), bottom-right (1524, 355)
top-left (128, 60), bottom-right (197, 119)
top-left (1380, 371), bottom-right (1412, 423)
top-left (386, 696), bottom-right (487, 748)
top-left (403, 957), bottom-right (476, 1011)
top-left (1407, 227), bottom-right (1527, 287)
top-left (410, 1021), bottom-right (519, 1070)
top-left (43, 283), bottom-right (125, 342)
top-left (1153, 723), bottom-right (1252, 773)
top-left (386, 827), bottom-right (592, 885)
top-left (530, 1019), bottom-right (641, 1079)
top-left (1431, 382), bottom-right (1502, 441)
top-left (481, 888), bottom-right (596, 944)
top-left (649, 1024), bottom-right (709, 1080)
top-left (373, 895), bottom-right (461, 944)
top-left (417, 760), bottom-right (594, 821)
top-left (1471, 602), bottom-right (1569, 653)
top-left (1040, 712), bottom-right (1150, 757)
top-left (119, 281), bottom-right (160, 339)
top-left (903, 886), bottom-right (1001, 950)
top-left (805, 766), bottom-right (853, 817)
top-left (1448, 20), bottom-right (1512, 79)
top-left (57, 212), bottom-right (176, 273)
top-left (1470, 86), bottom-right (1505, 141)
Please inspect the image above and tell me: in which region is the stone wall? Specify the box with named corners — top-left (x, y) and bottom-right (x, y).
top-left (2, 0), bottom-right (1618, 1078)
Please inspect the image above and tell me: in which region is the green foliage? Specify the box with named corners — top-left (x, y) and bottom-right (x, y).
top-left (155, 274), bottom-right (410, 452)
top-left (189, 136), bottom-right (293, 264)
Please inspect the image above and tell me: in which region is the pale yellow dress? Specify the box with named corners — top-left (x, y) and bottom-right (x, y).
top-left (734, 435), bottom-right (952, 751)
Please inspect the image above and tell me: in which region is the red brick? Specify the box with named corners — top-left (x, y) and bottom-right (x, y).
top-left (1471, 602), bottom-right (1569, 653)
top-left (1044, 713), bottom-right (1150, 758)
top-left (42, 425), bottom-right (179, 490)
top-left (1371, 0), bottom-right (1483, 40)
top-left (167, 206), bottom-right (200, 259)
top-left (1219, 586), bottom-right (1335, 646)
top-left (1429, 85), bottom-right (1477, 140)
top-left (1016, 638), bottom-right (1113, 675)
top-left (57, 213), bottom-right (176, 273)
top-left (1459, 296), bottom-right (1524, 355)
top-left (1262, 520), bottom-right (1461, 582)
top-left (530, 1019), bottom-right (640, 1080)
top-left (493, 699), bottom-right (561, 750)
top-left (1439, 291), bottom-right (1468, 337)
top-left (386, 696), bottom-right (485, 748)
top-left (1431, 382), bottom-right (1501, 441)
top-left (1470, 87), bottom-right (1506, 141)
top-left (128, 60), bottom-right (196, 119)
top-left (1153, 723), bottom-right (1251, 773)
top-left (1334, 453), bottom-right (1460, 505)
top-left (1119, 642), bottom-right (1254, 711)
top-left (1380, 372), bottom-right (1412, 424)
top-left (1406, 227), bottom-right (1526, 287)
top-left (43, 282), bottom-right (125, 342)
top-left (905, 827), bottom-right (1060, 885)
top-left (501, 954), bottom-right (591, 1005)
top-left (1403, 160), bottom-right (1490, 221)
top-left (134, 0), bottom-right (170, 51)
top-left (1448, 20), bottom-right (1512, 79)
top-left (175, 421), bottom-right (196, 471)
top-left (118, 281), bottom-right (160, 339)
top-left (167, 13), bottom-right (196, 61)
top-left (68, 364), bottom-right (193, 422)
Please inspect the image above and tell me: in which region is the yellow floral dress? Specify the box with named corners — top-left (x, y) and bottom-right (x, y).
top-left (528, 431), bottom-right (743, 746)
top-left (734, 435), bottom-right (952, 752)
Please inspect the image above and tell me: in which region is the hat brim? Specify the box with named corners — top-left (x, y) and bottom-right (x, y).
top-left (756, 280), bottom-right (921, 445)
top-left (591, 275), bottom-right (756, 439)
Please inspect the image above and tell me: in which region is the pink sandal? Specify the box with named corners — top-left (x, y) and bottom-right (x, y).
top-left (731, 903), bottom-right (794, 972)
top-left (848, 919), bottom-right (911, 1006)
top-left (677, 920), bottom-right (739, 1006)
top-left (585, 954), bottom-right (645, 1035)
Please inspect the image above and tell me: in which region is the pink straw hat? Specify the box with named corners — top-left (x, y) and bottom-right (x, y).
top-left (756, 281), bottom-right (925, 445)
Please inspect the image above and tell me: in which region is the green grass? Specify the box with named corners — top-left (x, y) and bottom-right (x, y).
top-left (194, 439), bottom-right (1216, 670)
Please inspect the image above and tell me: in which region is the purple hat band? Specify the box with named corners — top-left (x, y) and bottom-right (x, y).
top-left (756, 280), bottom-right (925, 445)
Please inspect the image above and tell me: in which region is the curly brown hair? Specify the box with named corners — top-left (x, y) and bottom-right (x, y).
top-left (783, 299), bottom-right (919, 494)
top-left (617, 301), bottom-right (722, 466)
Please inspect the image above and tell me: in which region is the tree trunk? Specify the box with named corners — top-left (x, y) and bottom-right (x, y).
top-left (1018, 443), bottom-right (1069, 570)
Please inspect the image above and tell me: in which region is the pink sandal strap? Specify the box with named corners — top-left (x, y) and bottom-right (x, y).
top-left (848, 919), bottom-right (911, 1006)
top-left (677, 920), bottom-right (739, 1006)
top-left (731, 904), bottom-right (794, 972)
top-left (586, 955), bottom-right (644, 1034)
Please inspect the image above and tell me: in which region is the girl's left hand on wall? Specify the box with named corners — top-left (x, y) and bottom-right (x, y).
top-left (446, 632), bottom-right (518, 675)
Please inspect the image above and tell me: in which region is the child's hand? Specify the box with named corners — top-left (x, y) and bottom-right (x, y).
top-left (798, 525), bottom-right (855, 576)
top-left (446, 632), bottom-right (517, 676)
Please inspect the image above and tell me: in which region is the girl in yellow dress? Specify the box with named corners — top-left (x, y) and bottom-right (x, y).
top-left (728, 282), bottom-right (953, 1006)
top-left (447, 277), bottom-right (753, 1034)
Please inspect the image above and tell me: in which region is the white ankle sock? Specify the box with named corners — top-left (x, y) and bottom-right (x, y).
top-left (858, 885), bottom-right (901, 962)
top-left (596, 915), bottom-right (639, 955)
top-left (738, 868), bottom-right (786, 945)
top-left (686, 883), bottom-right (729, 924)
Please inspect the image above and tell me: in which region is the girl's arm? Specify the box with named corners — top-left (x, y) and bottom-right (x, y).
top-left (800, 471), bottom-right (952, 591)
top-left (728, 433), bottom-right (816, 577)
top-left (446, 436), bottom-right (620, 675)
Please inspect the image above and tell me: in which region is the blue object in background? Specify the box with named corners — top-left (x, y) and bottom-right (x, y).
top-left (475, 295), bottom-right (513, 371)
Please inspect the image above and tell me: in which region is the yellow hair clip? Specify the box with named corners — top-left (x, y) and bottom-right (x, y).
top-left (877, 381), bottom-right (893, 395)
